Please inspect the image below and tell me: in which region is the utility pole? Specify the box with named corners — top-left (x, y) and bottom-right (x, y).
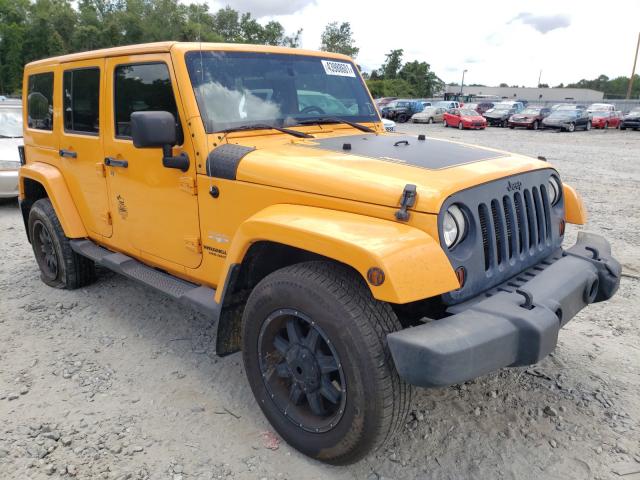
top-left (538, 70), bottom-right (542, 88)
top-left (460, 69), bottom-right (467, 97)
top-left (626, 32), bottom-right (640, 99)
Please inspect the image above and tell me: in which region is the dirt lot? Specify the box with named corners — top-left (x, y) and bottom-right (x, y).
top-left (1, 125), bottom-right (639, 480)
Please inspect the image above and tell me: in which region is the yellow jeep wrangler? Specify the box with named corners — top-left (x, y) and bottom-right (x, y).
top-left (19, 42), bottom-right (621, 464)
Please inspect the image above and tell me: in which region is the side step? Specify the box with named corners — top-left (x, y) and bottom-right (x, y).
top-left (70, 239), bottom-right (221, 320)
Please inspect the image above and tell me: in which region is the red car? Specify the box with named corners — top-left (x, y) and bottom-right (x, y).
top-left (443, 108), bottom-right (487, 130)
top-left (590, 110), bottom-right (622, 129)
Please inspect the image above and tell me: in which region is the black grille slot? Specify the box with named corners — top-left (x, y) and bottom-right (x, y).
top-left (514, 192), bottom-right (526, 254)
top-left (478, 204), bottom-right (490, 270)
top-left (532, 186), bottom-right (545, 245)
top-left (503, 196), bottom-right (515, 259)
top-left (491, 200), bottom-right (505, 266)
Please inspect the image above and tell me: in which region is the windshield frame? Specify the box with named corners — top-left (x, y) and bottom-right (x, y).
top-left (184, 50), bottom-right (379, 134)
top-left (0, 107), bottom-right (23, 138)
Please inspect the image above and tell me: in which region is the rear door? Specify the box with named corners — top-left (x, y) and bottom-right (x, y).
top-left (59, 60), bottom-right (112, 237)
top-left (103, 54), bottom-right (202, 269)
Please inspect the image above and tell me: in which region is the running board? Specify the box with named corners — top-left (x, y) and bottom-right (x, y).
top-left (70, 239), bottom-right (221, 320)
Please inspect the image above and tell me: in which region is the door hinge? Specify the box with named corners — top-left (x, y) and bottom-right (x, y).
top-left (184, 236), bottom-right (202, 253)
top-left (101, 211), bottom-right (112, 225)
top-left (96, 162), bottom-right (106, 177)
top-left (179, 176), bottom-right (197, 195)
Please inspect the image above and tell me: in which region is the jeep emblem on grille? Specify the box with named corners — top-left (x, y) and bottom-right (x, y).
top-left (507, 180), bottom-right (522, 192)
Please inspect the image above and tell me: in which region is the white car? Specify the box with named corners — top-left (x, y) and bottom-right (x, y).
top-left (382, 118), bottom-right (396, 132)
top-left (0, 104), bottom-right (23, 198)
top-left (587, 103), bottom-right (615, 113)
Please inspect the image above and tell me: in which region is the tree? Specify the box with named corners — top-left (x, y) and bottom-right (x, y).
top-left (381, 49), bottom-right (403, 79)
top-left (499, 83), bottom-right (509, 87)
top-left (319, 21), bottom-right (359, 58)
top-left (398, 60), bottom-right (443, 97)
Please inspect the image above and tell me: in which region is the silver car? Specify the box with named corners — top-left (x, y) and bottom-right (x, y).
top-left (0, 104), bottom-right (23, 198)
top-left (411, 107), bottom-right (447, 124)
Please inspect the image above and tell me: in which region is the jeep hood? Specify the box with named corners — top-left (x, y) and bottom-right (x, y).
top-left (232, 133), bottom-right (551, 214)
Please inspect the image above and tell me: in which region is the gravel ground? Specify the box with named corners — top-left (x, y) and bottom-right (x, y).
top-left (1, 125), bottom-right (639, 480)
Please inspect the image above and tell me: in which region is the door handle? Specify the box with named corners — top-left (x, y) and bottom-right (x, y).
top-left (59, 149), bottom-right (77, 158)
top-left (104, 157), bottom-right (128, 168)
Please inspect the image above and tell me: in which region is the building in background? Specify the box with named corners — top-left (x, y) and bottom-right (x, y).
top-left (443, 85), bottom-right (604, 102)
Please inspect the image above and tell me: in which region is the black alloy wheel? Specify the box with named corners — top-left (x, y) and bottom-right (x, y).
top-left (32, 219), bottom-right (58, 281)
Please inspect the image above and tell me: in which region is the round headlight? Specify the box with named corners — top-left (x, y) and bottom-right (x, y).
top-left (547, 176), bottom-right (562, 205)
top-left (443, 204), bottom-right (467, 248)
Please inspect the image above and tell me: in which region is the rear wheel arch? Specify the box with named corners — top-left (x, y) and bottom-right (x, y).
top-left (20, 177), bottom-right (49, 242)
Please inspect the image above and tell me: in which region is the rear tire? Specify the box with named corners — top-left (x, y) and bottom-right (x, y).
top-left (428, 117), bottom-right (434, 124)
top-left (585, 121), bottom-right (591, 131)
top-left (28, 198), bottom-right (95, 289)
top-left (533, 120), bottom-right (539, 130)
top-left (458, 121), bottom-right (463, 130)
top-left (567, 122), bottom-right (575, 132)
top-left (241, 261), bottom-right (412, 465)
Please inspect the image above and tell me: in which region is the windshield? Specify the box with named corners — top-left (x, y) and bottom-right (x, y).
top-left (185, 51), bottom-right (377, 133)
top-left (493, 104), bottom-right (513, 110)
top-left (629, 108), bottom-right (640, 115)
top-left (434, 101), bottom-right (453, 108)
top-left (556, 105), bottom-right (579, 111)
top-left (592, 111), bottom-right (609, 117)
top-left (459, 109), bottom-right (478, 116)
top-left (0, 108), bottom-right (23, 137)
top-left (521, 108), bottom-right (541, 115)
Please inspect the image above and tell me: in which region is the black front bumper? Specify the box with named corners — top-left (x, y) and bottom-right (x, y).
top-left (387, 232), bottom-right (621, 387)
top-left (485, 117), bottom-right (508, 126)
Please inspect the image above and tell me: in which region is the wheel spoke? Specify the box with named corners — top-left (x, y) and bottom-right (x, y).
top-left (286, 318), bottom-right (303, 345)
top-left (273, 334), bottom-right (289, 356)
top-left (320, 377), bottom-right (342, 404)
top-left (304, 328), bottom-right (320, 351)
top-left (317, 354), bottom-right (339, 374)
top-left (289, 383), bottom-right (304, 404)
top-left (306, 391), bottom-right (326, 416)
top-left (276, 361), bottom-right (291, 378)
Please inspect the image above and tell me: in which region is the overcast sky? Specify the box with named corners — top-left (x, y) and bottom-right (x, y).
top-left (206, 0), bottom-right (640, 87)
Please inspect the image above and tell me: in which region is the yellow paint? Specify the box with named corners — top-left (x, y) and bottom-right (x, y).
top-left (563, 183), bottom-right (587, 225)
top-left (20, 42), bottom-right (578, 305)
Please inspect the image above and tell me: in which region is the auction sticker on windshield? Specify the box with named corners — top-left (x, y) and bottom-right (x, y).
top-left (321, 60), bottom-right (356, 77)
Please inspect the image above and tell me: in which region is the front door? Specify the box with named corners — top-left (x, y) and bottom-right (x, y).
top-left (103, 54), bottom-right (202, 269)
top-left (58, 60), bottom-right (112, 237)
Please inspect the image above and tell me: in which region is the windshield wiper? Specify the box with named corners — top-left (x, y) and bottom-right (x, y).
top-left (218, 123), bottom-right (314, 139)
top-left (294, 117), bottom-right (375, 133)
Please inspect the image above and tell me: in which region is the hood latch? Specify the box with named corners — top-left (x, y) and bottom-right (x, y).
top-left (395, 184), bottom-right (417, 221)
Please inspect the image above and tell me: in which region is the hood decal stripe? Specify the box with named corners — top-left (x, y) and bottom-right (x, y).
top-left (305, 134), bottom-right (504, 170)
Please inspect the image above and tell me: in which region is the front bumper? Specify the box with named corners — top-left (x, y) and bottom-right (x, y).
top-left (387, 232), bottom-right (621, 387)
top-left (485, 117), bottom-right (508, 126)
top-left (0, 169), bottom-right (19, 198)
top-left (622, 120), bottom-right (640, 128)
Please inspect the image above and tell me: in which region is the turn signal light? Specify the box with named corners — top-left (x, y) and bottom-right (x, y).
top-left (455, 266), bottom-right (466, 288)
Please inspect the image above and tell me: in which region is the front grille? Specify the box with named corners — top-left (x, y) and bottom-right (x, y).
top-left (478, 185), bottom-right (552, 271)
top-left (440, 169), bottom-right (564, 305)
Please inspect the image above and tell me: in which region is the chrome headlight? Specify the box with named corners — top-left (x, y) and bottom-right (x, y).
top-left (547, 176), bottom-right (562, 205)
top-left (443, 204), bottom-right (467, 248)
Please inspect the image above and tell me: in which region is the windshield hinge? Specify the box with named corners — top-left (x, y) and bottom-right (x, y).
top-left (395, 184), bottom-right (417, 221)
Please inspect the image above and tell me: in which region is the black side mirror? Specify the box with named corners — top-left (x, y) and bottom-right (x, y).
top-left (131, 111), bottom-right (189, 172)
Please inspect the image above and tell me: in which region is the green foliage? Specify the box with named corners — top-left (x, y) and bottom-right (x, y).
top-left (366, 49), bottom-right (443, 98)
top-left (567, 74), bottom-right (640, 99)
top-left (0, 0), bottom-right (302, 94)
top-left (319, 21), bottom-right (359, 58)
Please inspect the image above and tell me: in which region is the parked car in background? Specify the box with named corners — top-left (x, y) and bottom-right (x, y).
top-left (0, 103), bottom-right (23, 197)
top-left (620, 107), bottom-right (640, 130)
top-left (542, 108), bottom-right (592, 132)
top-left (483, 101), bottom-right (524, 127)
top-left (590, 110), bottom-right (622, 129)
top-left (382, 99), bottom-right (425, 123)
top-left (475, 102), bottom-right (495, 115)
top-left (587, 103), bottom-right (615, 113)
top-left (411, 106), bottom-right (447, 124)
top-left (433, 100), bottom-right (461, 110)
top-left (382, 118), bottom-right (396, 132)
top-left (443, 108), bottom-right (487, 130)
top-left (464, 103), bottom-right (478, 112)
top-left (375, 97), bottom-right (397, 109)
top-left (0, 95), bottom-right (7, 102)
top-left (508, 106), bottom-right (551, 130)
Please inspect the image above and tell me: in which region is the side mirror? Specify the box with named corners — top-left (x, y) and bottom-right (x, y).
top-left (131, 111), bottom-right (176, 148)
top-left (130, 111), bottom-right (189, 172)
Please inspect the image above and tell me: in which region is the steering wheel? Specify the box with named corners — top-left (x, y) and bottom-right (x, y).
top-left (300, 105), bottom-right (326, 115)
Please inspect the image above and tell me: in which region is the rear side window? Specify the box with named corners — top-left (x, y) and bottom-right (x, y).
top-left (114, 63), bottom-right (181, 140)
top-left (27, 72), bottom-right (54, 131)
top-left (63, 68), bottom-right (100, 134)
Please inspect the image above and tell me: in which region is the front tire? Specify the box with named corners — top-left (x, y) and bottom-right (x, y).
top-left (567, 122), bottom-right (576, 132)
top-left (458, 121), bottom-right (463, 130)
top-left (28, 198), bottom-right (95, 289)
top-left (428, 117), bottom-right (434, 124)
top-left (532, 120), bottom-right (539, 130)
top-left (585, 120), bottom-right (591, 131)
top-left (242, 261), bottom-right (411, 465)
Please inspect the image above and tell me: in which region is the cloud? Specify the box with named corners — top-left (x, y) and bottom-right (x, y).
top-left (510, 12), bottom-right (571, 34)
top-left (221, 0), bottom-right (317, 17)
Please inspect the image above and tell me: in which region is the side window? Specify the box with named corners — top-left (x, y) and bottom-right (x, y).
top-left (114, 62), bottom-right (181, 141)
top-left (64, 68), bottom-right (100, 134)
top-left (27, 72), bottom-right (54, 131)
